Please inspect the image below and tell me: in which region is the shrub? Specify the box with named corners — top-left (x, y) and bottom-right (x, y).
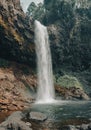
top-left (57, 75), bottom-right (83, 89)
top-left (0, 58), bottom-right (10, 68)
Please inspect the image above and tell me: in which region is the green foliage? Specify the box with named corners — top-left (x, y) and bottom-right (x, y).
top-left (27, 0), bottom-right (91, 72)
top-left (21, 66), bottom-right (30, 75)
top-left (27, 2), bottom-right (45, 22)
top-left (27, 2), bottom-right (37, 16)
top-left (0, 58), bottom-right (10, 68)
top-left (47, 0), bottom-right (91, 71)
top-left (57, 75), bottom-right (83, 89)
top-left (43, 0), bottom-right (75, 25)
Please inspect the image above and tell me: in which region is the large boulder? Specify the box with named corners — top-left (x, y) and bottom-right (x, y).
top-left (0, 111), bottom-right (32, 130)
top-left (29, 111), bottom-right (47, 121)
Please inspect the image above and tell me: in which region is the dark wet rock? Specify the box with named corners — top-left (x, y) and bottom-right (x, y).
top-left (26, 122), bottom-right (32, 127)
top-left (69, 125), bottom-right (78, 130)
top-left (0, 0), bottom-right (35, 67)
top-left (80, 124), bottom-right (88, 130)
top-left (64, 125), bottom-right (78, 130)
top-left (88, 123), bottom-right (91, 129)
top-left (76, 126), bottom-right (81, 129)
top-left (0, 111), bottom-right (32, 130)
top-left (62, 124), bottom-right (91, 130)
top-left (29, 111), bottom-right (47, 121)
top-left (0, 128), bottom-right (6, 130)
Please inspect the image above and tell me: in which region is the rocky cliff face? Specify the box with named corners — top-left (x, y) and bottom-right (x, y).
top-left (27, 0), bottom-right (91, 94)
top-left (0, 62), bottom-right (36, 112)
top-left (43, 0), bottom-right (91, 71)
top-left (0, 0), bottom-right (37, 113)
top-left (0, 0), bottom-right (35, 67)
top-left (45, 0), bottom-right (91, 94)
top-left (27, 0), bottom-right (91, 71)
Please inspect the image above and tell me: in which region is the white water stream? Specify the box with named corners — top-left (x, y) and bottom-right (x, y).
top-left (34, 20), bottom-right (55, 103)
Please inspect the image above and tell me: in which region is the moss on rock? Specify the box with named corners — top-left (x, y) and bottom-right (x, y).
top-left (56, 75), bottom-right (83, 89)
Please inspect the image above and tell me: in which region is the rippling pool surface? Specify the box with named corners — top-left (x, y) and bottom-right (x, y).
top-left (30, 101), bottom-right (91, 121)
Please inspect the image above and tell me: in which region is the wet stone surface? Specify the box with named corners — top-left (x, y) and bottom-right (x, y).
top-left (29, 112), bottom-right (47, 121)
top-left (1, 101), bottom-right (91, 130)
top-left (0, 110), bottom-right (91, 130)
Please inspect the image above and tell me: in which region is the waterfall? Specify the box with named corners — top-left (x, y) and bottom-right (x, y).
top-left (34, 20), bottom-right (55, 104)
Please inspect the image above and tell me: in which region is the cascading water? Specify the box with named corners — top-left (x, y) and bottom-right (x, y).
top-left (34, 20), bottom-right (55, 103)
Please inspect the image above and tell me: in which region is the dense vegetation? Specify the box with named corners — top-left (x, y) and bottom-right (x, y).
top-left (28, 0), bottom-right (91, 71)
top-left (27, 0), bottom-right (91, 93)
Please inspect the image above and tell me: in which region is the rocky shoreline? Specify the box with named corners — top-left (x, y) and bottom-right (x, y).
top-left (55, 85), bottom-right (90, 100)
top-left (0, 110), bottom-right (91, 130)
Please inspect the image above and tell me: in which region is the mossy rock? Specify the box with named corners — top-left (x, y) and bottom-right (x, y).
top-left (0, 58), bottom-right (10, 68)
top-left (57, 75), bottom-right (83, 89)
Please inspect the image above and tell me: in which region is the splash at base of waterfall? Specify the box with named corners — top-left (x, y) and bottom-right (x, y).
top-left (36, 99), bottom-right (56, 104)
top-left (34, 20), bottom-right (55, 104)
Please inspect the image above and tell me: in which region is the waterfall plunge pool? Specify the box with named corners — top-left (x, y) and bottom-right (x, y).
top-left (26, 101), bottom-right (91, 121)
top-left (22, 101), bottom-right (91, 130)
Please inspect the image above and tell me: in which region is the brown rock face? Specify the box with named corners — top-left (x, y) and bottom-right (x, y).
top-left (0, 0), bottom-right (35, 67)
top-left (0, 62), bottom-right (36, 112)
top-left (55, 85), bottom-right (90, 100)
